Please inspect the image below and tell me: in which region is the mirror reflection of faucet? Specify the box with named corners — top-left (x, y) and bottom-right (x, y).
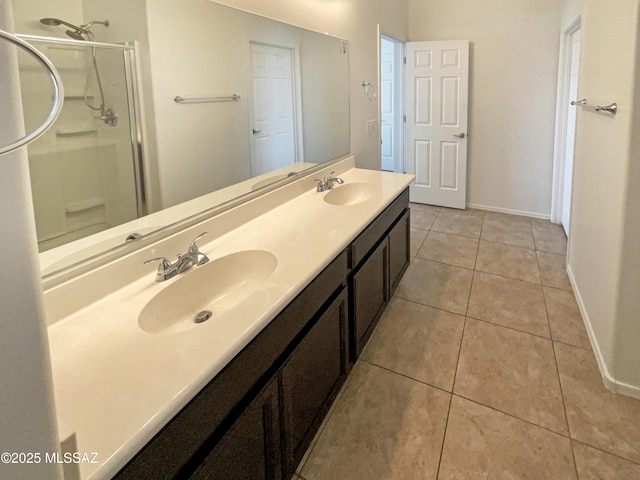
top-left (315, 171), bottom-right (345, 192)
top-left (144, 232), bottom-right (209, 282)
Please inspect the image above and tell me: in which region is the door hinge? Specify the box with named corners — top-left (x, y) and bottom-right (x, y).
top-left (403, 56), bottom-right (407, 65)
top-left (403, 115), bottom-right (406, 123)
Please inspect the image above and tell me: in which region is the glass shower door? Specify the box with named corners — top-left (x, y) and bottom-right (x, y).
top-left (17, 38), bottom-right (142, 253)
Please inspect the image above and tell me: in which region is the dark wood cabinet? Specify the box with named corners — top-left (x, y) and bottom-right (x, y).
top-left (191, 378), bottom-right (281, 480)
top-left (115, 189), bottom-right (410, 480)
top-left (349, 188), bottom-right (410, 362)
top-left (351, 239), bottom-right (388, 359)
top-left (388, 209), bottom-right (410, 294)
top-left (280, 289), bottom-right (348, 478)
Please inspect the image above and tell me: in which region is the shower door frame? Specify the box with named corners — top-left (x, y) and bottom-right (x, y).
top-left (16, 34), bottom-right (147, 218)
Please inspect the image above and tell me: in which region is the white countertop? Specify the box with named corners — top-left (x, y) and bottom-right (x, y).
top-left (45, 163), bottom-right (414, 479)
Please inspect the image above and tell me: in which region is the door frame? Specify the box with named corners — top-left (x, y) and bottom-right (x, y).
top-left (378, 32), bottom-right (405, 173)
top-left (247, 41), bottom-right (304, 176)
top-left (551, 16), bottom-right (582, 229)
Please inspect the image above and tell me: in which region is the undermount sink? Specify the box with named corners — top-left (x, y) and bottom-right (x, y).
top-left (323, 182), bottom-right (378, 206)
top-left (138, 250), bottom-right (278, 334)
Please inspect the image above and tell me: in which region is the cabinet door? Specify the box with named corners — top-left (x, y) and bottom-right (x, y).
top-left (351, 239), bottom-right (389, 360)
top-left (388, 209), bottom-right (410, 294)
top-left (191, 378), bottom-right (281, 480)
top-left (280, 289), bottom-right (348, 478)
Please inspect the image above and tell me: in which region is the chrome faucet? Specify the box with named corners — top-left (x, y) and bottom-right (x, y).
top-left (144, 232), bottom-right (210, 282)
top-left (315, 171), bottom-right (344, 192)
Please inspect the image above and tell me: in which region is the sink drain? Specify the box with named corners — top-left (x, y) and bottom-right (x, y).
top-left (194, 310), bottom-right (212, 324)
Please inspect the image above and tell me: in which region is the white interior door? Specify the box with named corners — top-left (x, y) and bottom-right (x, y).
top-left (562, 29), bottom-right (581, 235)
top-left (404, 40), bottom-right (469, 209)
top-left (249, 43), bottom-right (297, 176)
top-left (380, 36), bottom-right (403, 172)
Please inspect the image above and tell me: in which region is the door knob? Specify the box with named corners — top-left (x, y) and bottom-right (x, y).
top-left (453, 132), bottom-right (466, 138)
top-left (252, 129), bottom-right (262, 135)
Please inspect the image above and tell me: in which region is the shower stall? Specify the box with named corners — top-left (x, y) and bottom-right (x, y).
top-left (15, 30), bottom-right (144, 252)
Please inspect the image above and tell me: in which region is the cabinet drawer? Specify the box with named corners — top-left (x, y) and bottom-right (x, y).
top-left (388, 208), bottom-right (410, 294)
top-left (351, 239), bottom-right (388, 359)
top-left (191, 378), bottom-right (281, 480)
top-left (280, 288), bottom-right (348, 478)
top-left (350, 188), bottom-right (409, 268)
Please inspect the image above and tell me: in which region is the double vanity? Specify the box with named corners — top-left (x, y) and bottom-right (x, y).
top-left (44, 156), bottom-right (414, 479)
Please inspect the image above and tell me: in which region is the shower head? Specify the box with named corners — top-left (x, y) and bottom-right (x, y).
top-left (40, 17), bottom-right (83, 30)
top-left (39, 17), bottom-right (109, 40)
top-left (39, 17), bottom-right (60, 26)
top-left (65, 30), bottom-right (86, 41)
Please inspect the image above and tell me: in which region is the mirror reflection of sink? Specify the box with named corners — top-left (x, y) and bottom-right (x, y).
top-left (42, 226), bottom-right (162, 275)
top-left (138, 250), bottom-right (278, 335)
top-left (323, 182), bottom-right (378, 206)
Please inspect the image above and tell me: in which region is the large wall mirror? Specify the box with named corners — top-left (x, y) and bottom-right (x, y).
top-left (11, 0), bottom-right (350, 279)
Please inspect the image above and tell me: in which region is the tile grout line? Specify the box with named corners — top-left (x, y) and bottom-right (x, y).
top-left (435, 312), bottom-right (468, 480)
top-left (360, 359), bottom-right (453, 397)
top-left (435, 389), bottom-right (454, 480)
top-left (410, 253), bottom-right (553, 290)
top-left (552, 337), bottom-right (593, 352)
top-left (411, 256), bottom-right (476, 273)
top-left (469, 268), bottom-right (544, 288)
top-left (466, 312), bottom-right (598, 352)
top-left (571, 437), bottom-right (640, 468)
top-left (538, 246), bottom-right (579, 479)
top-left (429, 228), bottom-right (481, 241)
top-left (452, 392), bottom-right (572, 439)
top-left (466, 314), bottom-right (552, 342)
top-left (550, 340), bottom-right (579, 478)
top-left (434, 268), bottom-right (475, 479)
top-left (393, 293), bottom-right (467, 318)
top-left (475, 239), bottom-right (543, 285)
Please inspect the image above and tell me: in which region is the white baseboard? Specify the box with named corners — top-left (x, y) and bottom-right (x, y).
top-left (466, 203), bottom-right (551, 220)
top-left (566, 264), bottom-right (640, 400)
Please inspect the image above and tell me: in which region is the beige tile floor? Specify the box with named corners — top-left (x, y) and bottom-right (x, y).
top-left (296, 204), bottom-right (640, 480)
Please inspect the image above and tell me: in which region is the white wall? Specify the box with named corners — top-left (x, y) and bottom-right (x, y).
top-left (0, 2), bottom-right (62, 478)
top-left (408, 0), bottom-right (562, 217)
top-left (616, 33), bottom-right (640, 390)
top-left (564, 0), bottom-right (640, 396)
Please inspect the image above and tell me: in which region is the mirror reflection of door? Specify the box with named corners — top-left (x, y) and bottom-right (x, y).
top-left (249, 42), bottom-right (298, 176)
